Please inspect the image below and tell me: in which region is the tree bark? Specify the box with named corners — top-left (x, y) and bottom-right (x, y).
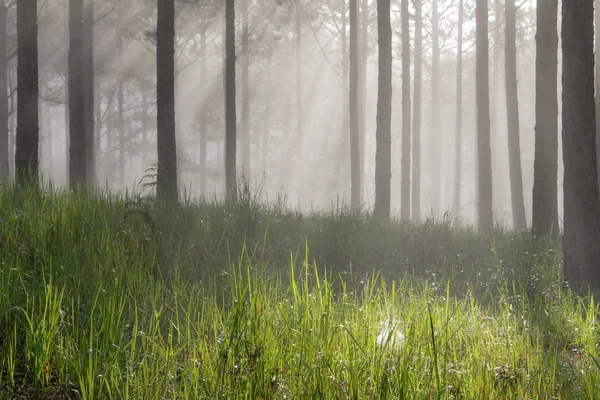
top-left (241, 0), bottom-right (250, 177)
top-left (532, 0), bottom-right (558, 236)
top-left (400, 0), bottom-right (410, 220)
top-left (69, 0), bottom-right (86, 189)
top-left (359, 0), bottom-right (368, 204)
top-left (561, 0), bottom-right (600, 289)
top-left (504, 0), bottom-right (526, 230)
top-left (476, 0), bottom-right (493, 231)
top-left (349, 0), bottom-right (360, 209)
top-left (225, 0), bottom-right (237, 198)
top-left (373, 0), bottom-right (391, 218)
top-left (431, 0), bottom-right (440, 216)
top-left (453, 0), bottom-right (463, 217)
top-left (412, 0), bottom-right (422, 222)
top-left (199, 22), bottom-right (207, 194)
top-left (0, 4), bottom-right (8, 182)
top-left (156, 0), bottom-right (178, 202)
top-left (117, 35), bottom-right (125, 189)
top-left (83, 0), bottom-right (94, 186)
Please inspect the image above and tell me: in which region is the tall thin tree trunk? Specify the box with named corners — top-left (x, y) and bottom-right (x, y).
top-left (505, 0), bottom-right (526, 229)
top-left (453, 0), bottom-right (463, 216)
top-left (263, 48), bottom-right (272, 175)
top-left (596, 0), bottom-right (600, 185)
top-left (156, 0), bottom-right (178, 201)
top-left (412, 0), bottom-right (422, 221)
top-left (476, 0), bottom-right (493, 231)
top-left (69, 0), bottom-right (86, 189)
top-left (562, 0), bottom-right (600, 288)
top-left (94, 86), bottom-right (101, 179)
top-left (491, 0), bottom-right (502, 213)
top-left (431, 0), bottom-right (440, 216)
top-left (117, 35), bottom-right (125, 188)
top-left (225, 0), bottom-right (237, 198)
top-left (359, 0), bottom-right (368, 202)
top-left (400, 0), bottom-right (410, 220)
top-left (83, 0), bottom-right (94, 186)
top-left (241, 0), bottom-right (250, 176)
top-left (0, 4), bottom-right (8, 182)
top-left (532, 0), bottom-right (558, 236)
top-left (350, 0), bottom-right (360, 209)
top-left (373, 0), bottom-right (391, 218)
top-left (199, 23), bottom-right (207, 194)
top-left (140, 84), bottom-right (149, 171)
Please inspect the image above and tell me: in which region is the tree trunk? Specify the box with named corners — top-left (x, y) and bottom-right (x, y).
top-left (400, 0), bottom-right (410, 220)
top-left (83, 0), bottom-right (94, 186)
top-left (359, 0), bottom-right (368, 203)
top-left (373, 0), bottom-right (391, 218)
top-left (117, 35), bottom-right (125, 189)
top-left (0, 4), bottom-right (8, 182)
top-left (596, 0), bottom-right (600, 187)
top-left (504, 0), bottom-right (526, 230)
top-left (453, 0), bottom-right (463, 217)
top-left (349, 0), bottom-right (360, 209)
top-left (532, 0), bottom-right (558, 236)
top-left (69, 0), bottom-right (86, 189)
top-left (491, 0), bottom-right (502, 214)
top-left (561, 0), bottom-right (600, 289)
top-left (241, 0), bottom-right (250, 177)
top-left (225, 0), bottom-right (237, 198)
top-left (476, 0), bottom-right (493, 231)
top-left (199, 23), bottom-right (207, 194)
top-left (431, 0), bottom-right (440, 216)
top-left (263, 48), bottom-right (272, 176)
top-left (412, 0), bottom-right (422, 221)
top-left (156, 0), bottom-right (178, 202)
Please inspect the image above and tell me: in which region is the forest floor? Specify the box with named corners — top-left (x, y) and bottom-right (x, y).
top-left (0, 183), bottom-right (598, 399)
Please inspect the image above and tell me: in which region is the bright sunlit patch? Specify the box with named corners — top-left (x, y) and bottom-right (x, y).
top-left (376, 318), bottom-right (405, 348)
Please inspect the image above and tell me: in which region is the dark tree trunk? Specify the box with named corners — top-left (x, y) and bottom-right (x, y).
top-left (596, 0), bottom-right (600, 186)
top-left (156, 0), bottom-right (178, 201)
top-left (504, 0), bottom-right (526, 230)
top-left (373, 0), bottom-right (392, 218)
top-left (412, 0), bottom-right (422, 222)
top-left (476, 0), bottom-right (493, 231)
top-left (400, 0), bottom-right (410, 220)
top-left (350, 0), bottom-right (360, 209)
top-left (561, 0), bottom-right (600, 289)
top-left (15, 0), bottom-right (39, 184)
top-left (431, 0), bottom-right (440, 215)
top-left (241, 0), bottom-right (250, 176)
top-left (0, 4), bottom-right (7, 182)
top-left (225, 0), bottom-right (237, 198)
top-left (532, 0), bottom-right (558, 236)
top-left (83, 0), bottom-right (94, 186)
top-left (69, 0), bottom-right (86, 189)
top-left (453, 0), bottom-right (463, 216)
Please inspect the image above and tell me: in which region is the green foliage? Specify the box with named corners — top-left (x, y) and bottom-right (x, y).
top-left (0, 184), bottom-right (597, 398)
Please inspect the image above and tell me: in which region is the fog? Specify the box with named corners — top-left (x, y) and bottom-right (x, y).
top-left (7, 0), bottom-right (556, 226)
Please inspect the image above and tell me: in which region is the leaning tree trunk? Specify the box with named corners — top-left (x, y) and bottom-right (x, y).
top-left (349, 0), bottom-right (360, 209)
top-left (476, 0), bottom-right (493, 231)
top-left (412, 0), bottom-right (422, 221)
top-left (561, 0), bottom-right (600, 289)
top-left (453, 0), bottom-right (463, 216)
top-left (156, 0), bottom-right (178, 202)
top-left (532, 0), bottom-right (558, 236)
top-left (400, 0), bottom-right (410, 221)
top-left (69, 0), bottom-right (86, 189)
top-left (373, 0), bottom-right (392, 218)
top-left (225, 0), bottom-right (237, 198)
top-left (505, 0), bottom-right (526, 230)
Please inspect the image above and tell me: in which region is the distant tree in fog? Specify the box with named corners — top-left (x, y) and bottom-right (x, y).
top-left (373, 0), bottom-right (391, 218)
top-left (561, 0), bottom-right (600, 289)
top-left (0, 2), bottom-right (9, 182)
top-left (412, 0), bottom-right (422, 222)
top-left (349, 0), bottom-right (360, 209)
top-left (476, 0), bottom-right (493, 231)
top-left (453, 0), bottom-right (463, 218)
top-left (400, 0), bottom-right (410, 221)
top-left (15, 0), bottom-right (39, 184)
top-left (156, 0), bottom-right (178, 202)
top-left (225, 0), bottom-right (237, 198)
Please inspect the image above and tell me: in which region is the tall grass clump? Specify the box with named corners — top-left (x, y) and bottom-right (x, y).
top-left (0, 183), bottom-right (598, 398)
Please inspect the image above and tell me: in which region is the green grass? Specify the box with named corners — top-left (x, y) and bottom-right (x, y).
top-left (0, 183), bottom-right (598, 399)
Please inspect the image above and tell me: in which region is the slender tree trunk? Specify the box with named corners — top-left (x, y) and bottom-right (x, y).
top-left (412, 0), bottom-right (422, 221)
top-left (69, 0), bottom-right (86, 189)
top-left (476, 0), bottom-right (493, 231)
top-left (140, 84), bottom-right (149, 171)
top-left (94, 86), bottom-right (101, 179)
top-left (350, 0), bottom-right (360, 209)
top-left (225, 0), bottom-right (237, 198)
top-left (596, 0), bottom-right (600, 185)
top-left (504, 0), bottom-right (526, 230)
top-left (117, 35), bottom-right (125, 188)
top-left (241, 0), bottom-right (250, 176)
top-left (400, 0), bottom-right (410, 220)
top-left (0, 4), bottom-right (8, 182)
top-left (431, 0), bottom-right (440, 216)
top-left (295, 1), bottom-right (302, 143)
top-left (199, 24), bottom-right (207, 194)
top-left (341, 0), bottom-right (350, 196)
top-left (453, 0), bottom-right (463, 216)
top-left (562, 0), bottom-right (600, 288)
top-left (532, 0), bottom-right (558, 236)
top-left (156, 0), bottom-right (178, 201)
top-left (15, 0), bottom-right (39, 184)
top-left (359, 0), bottom-right (368, 202)
top-left (491, 0), bottom-right (502, 213)
top-left (83, 0), bottom-right (94, 186)
top-left (263, 48), bottom-right (272, 176)
top-left (373, 0), bottom-right (391, 218)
